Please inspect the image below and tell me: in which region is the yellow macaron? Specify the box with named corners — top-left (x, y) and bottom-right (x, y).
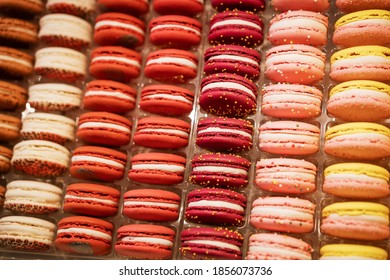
top-left (320, 244), bottom-right (388, 260)
top-left (331, 45), bottom-right (390, 64)
top-left (324, 162), bottom-right (389, 181)
top-left (329, 80), bottom-right (390, 98)
top-left (325, 122), bottom-right (390, 140)
top-left (335, 9), bottom-right (390, 28)
top-left (322, 201), bottom-right (389, 218)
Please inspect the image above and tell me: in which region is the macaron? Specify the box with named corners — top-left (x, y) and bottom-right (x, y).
top-left (94, 12), bottom-right (145, 49)
top-left (0, 145), bottom-right (12, 173)
top-left (153, 0), bottom-right (204, 16)
top-left (128, 152), bottom-right (186, 185)
top-left (115, 224), bottom-right (175, 259)
top-left (255, 158), bottom-right (317, 194)
top-left (321, 202), bottom-right (390, 241)
top-left (46, 0), bottom-right (95, 18)
top-left (324, 122), bottom-right (390, 160)
top-left (140, 84), bottom-right (194, 116)
top-left (28, 83), bottom-right (82, 112)
top-left (63, 183), bottom-right (120, 217)
top-left (76, 111), bottom-right (132, 147)
top-left (144, 49), bottom-right (198, 84)
top-left (0, 216), bottom-right (55, 251)
top-left (0, 17), bottom-right (38, 46)
top-left (0, 46), bottom-right (33, 78)
top-left (250, 196), bottom-right (316, 233)
top-left (271, 0), bottom-right (330, 12)
top-left (196, 117), bottom-right (253, 152)
top-left (89, 46), bottom-right (141, 83)
top-left (258, 121), bottom-right (320, 156)
top-left (246, 233), bottom-right (313, 260)
top-left (265, 44), bottom-right (326, 85)
top-left (70, 145), bottom-right (127, 182)
top-left (323, 162), bottom-right (390, 199)
top-left (261, 83), bottom-right (323, 119)
top-left (208, 10), bottom-right (264, 47)
top-left (0, 80), bottom-right (27, 111)
top-left (327, 80), bottom-right (390, 121)
top-left (180, 227), bottom-right (243, 260)
top-left (123, 189), bottom-right (180, 222)
top-left (189, 153), bottom-right (251, 189)
top-left (0, 186), bottom-right (5, 207)
top-left (55, 216), bottom-right (113, 255)
top-left (98, 0), bottom-right (149, 16)
top-left (333, 10), bottom-right (390, 47)
top-left (320, 244), bottom-right (388, 260)
top-left (11, 140), bottom-right (70, 177)
top-left (0, 0), bottom-right (44, 16)
top-left (34, 47), bottom-right (87, 82)
top-left (38, 13), bottom-right (92, 50)
top-left (4, 180), bottom-right (62, 214)
top-left (330, 46), bottom-right (390, 82)
top-left (83, 80), bottom-right (137, 114)
top-left (336, 0), bottom-right (390, 13)
top-left (133, 116), bottom-right (190, 149)
top-left (199, 73), bottom-right (258, 118)
top-left (268, 11), bottom-right (328, 46)
top-left (149, 15), bottom-right (202, 49)
top-left (20, 112), bottom-right (76, 145)
top-left (0, 113), bottom-right (21, 142)
top-left (185, 188), bottom-right (247, 226)
top-left (212, 0), bottom-right (266, 11)
top-left (203, 44), bottom-right (261, 80)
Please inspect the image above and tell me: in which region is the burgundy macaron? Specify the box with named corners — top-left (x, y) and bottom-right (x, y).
top-left (128, 152), bottom-right (186, 185)
top-left (208, 10), bottom-right (264, 47)
top-left (63, 183), bottom-right (120, 217)
top-left (133, 116), bottom-right (191, 149)
top-left (212, 0), bottom-right (266, 11)
top-left (89, 46), bottom-right (141, 82)
top-left (123, 189), bottom-right (181, 222)
top-left (204, 44), bottom-right (261, 80)
top-left (196, 117), bottom-right (253, 152)
top-left (94, 12), bottom-right (145, 48)
top-left (70, 146), bottom-right (127, 182)
top-left (140, 84), bottom-right (194, 116)
top-left (77, 111), bottom-right (132, 147)
top-left (180, 227), bottom-right (243, 260)
top-left (200, 73), bottom-right (258, 118)
top-left (144, 49), bottom-right (198, 83)
top-left (189, 153), bottom-right (251, 189)
top-left (185, 188), bottom-right (247, 226)
top-left (83, 80), bottom-right (137, 114)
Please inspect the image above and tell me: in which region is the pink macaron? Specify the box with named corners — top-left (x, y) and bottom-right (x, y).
top-left (271, 0), bottom-right (330, 12)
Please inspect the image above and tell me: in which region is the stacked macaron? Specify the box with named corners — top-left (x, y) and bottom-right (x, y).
top-left (319, 2), bottom-right (390, 258)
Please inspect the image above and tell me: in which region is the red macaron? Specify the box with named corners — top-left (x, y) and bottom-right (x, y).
top-left (77, 111), bottom-right (132, 147)
top-left (70, 146), bottom-right (127, 182)
top-left (123, 189), bottom-right (181, 222)
top-left (63, 183), bottom-right (121, 217)
top-left (153, 0), bottom-right (204, 16)
top-left (98, 0), bottom-right (149, 16)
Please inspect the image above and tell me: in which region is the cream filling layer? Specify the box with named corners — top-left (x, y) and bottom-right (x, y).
top-left (64, 194), bottom-right (117, 205)
top-left (122, 236), bottom-right (173, 247)
top-left (329, 89), bottom-right (390, 102)
top-left (325, 173), bottom-right (387, 184)
top-left (142, 93), bottom-right (192, 104)
top-left (198, 127), bottom-right (252, 139)
top-left (193, 165), bottom-right (247, 175)
top-left (71, 155), bottom-right (124, 169)
top-left (12, 144), bottom-right (70, 166)
top-left (0, 123), bottom-right (19, 131)
top-left (208, 54), bottom-right (259, 66)
top-left (124, 201), bottom-right (179, 209)
top-left (341, 19), bottom-right (390, 28)
top-left (57, 228), bottom-right (112, 241)
top-left (270, 18), bottom-right (327, 33)
top-left (78, 122), bottom-right (130, 133)
top-left (186, 240), bottom-right (240, 251)
top-left (325, 213), bottom-right (388, 225)
top-left (202, 82), bottom-right (255, 98)
top-left (251, 206), bottom-right (313, 220)
top-left (138, 128), bottom-right (189, 137)
top-left (249, 245), bottom-right (311, 260)
top-left (85, 90), bottom-right (135, 101)
top-left (188, 200), bottom-right (244, 212)
top-left (7, 27), bottom-right (37, 37)
top-left (132, 163), bottom-right (185, 172)
top-left (151, 24), bottom-right (201, 36)
top-left (92, 56), bottom-right (140, 67)
top-left (0, 224), bottom-right (53, 243)
top-left (267, 53), bottom-right (325, 69)
top-left (21, 120), bottom-right (75, 139)
top-left (5, 189), bottom-right (61, 203)
top-left (0, 155), bottom-right (10, 162)
top-left (35, 53), bottom-right (86, 74)
top-left (39, 20), bottom-right (92, 41)
top-left (95, 20), bottom-right (144, 36)
top-left (332, 55), bottom-right (390, 69)
top-left (0, 55), bottom-right (32, 68)
top-left (146, 57), bottom-right (197, 69)
top-left (211, 19), bottom-right (262, 30)
top-left (262, 94), bottom-right (321, 105)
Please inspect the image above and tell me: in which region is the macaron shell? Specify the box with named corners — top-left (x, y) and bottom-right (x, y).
top-left (336, 0), bottom-right (390, 13)
top-left (0, 46), bottom-right (33, 78)
top-left (0, 17), bottom-right (38, 46)
top-left (0, 81), bottom-right (27, 111)
top-left (212, 0), bottom-right (266, 12)
top-left (272, 0), bottom-right (330, 12)
top-left (320, 244), bottom-right (388, 260)
top-left (98, 0), bottom-right (149, 16)
top-left (0, 145), bottom-right (12, 173)
top-left (47, 0), bottom-right (95, 18)
top-left (153, 0), bottom-right (204, 16)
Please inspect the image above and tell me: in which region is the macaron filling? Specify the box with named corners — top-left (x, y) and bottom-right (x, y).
top-left (84, 90), bottom-right (135, 101)
top-left (185, 240), bottom-right (240, 251)
top-left (91, 56), bottom-right (140, 67)
top-left (192, 165), bottom-right (248, 175)
top-left (78, 122), bottom-right (131, 133)
top-left (211, 19), bottom-right (262, 30)
top-left (198, 127), bottom-right (252, 139)
top-left (57, 228), bottom-right (112, 241)
top-left (71, 155), bottom-right (125, 169)
top-left (123, 201), bottom-right (179, 209)
top-left (151, 24), bottom-right (201, 36)
top-left (64, 195), bottom-right (118, 205)
top-left (188, 200), bottom-right (244, 212)
top-left (146, 57), bottom-right (197, 69)
top-left (121, 237), bottom-right (173, 247)
top-left (131, 163), bottom-right (185, 172)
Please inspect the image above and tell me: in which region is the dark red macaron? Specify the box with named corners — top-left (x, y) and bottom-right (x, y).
top-left (153, 0), bottom-right (204, 16)
top-left (208, 10), bottom-right (264, 47)
top-left (83, 80), bottom-right (137, 114)
top-left (128, 152), bottom-right (186, 185)
top-left (189, 153), bottom-right (251, 189)
top-left (55, 216), bottom-right (113, 255)
top-left (94, 12), bottom-right (145, 49)
top-left (144, 49), bottom-right (198, 84)
top-left (140, 84), bottom-right (194, 116)
top-left (204, 44), bottom-right (261, 80)
top-left (89, 46), bottom-right (141, 83)
top-left (196, 117), bottom-right (253, 152)
top-left (63, 183), bottom-right (120, 217)
top-left (180, 227), bottom-right (243, 260)
top-left (123, 189), bottom-right (181, 222)
top-left (70, 146), bottom-right (127, 182)
top-left (185, 188), bottom-right (247, 226)
top-left (133, 116), bottom-right (191, 149)
top-left (98, 0), bottom-right (149, 16)
top-left (200, 73), bottom-right (258, 118)
top-left (149, 15), bottom-right (202, 49)
top-left (212, 0), bottom-right (266, 11)
top-left (77, 111), bottom-right (132, 147)
top-left (115, 224), bottom-right (176, 259)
